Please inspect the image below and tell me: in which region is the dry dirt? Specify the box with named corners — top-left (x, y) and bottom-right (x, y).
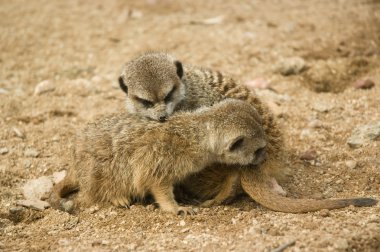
top-left (1, 0), bottom-right (380, 251)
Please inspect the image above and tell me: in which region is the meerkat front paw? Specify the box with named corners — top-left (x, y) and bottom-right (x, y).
top-left (111, 197), bottom-right (131, 208)
top-left (269, 177), bottom-right (287, 196)
top-left (177, 206), bottom-right (196, 216)
top-left (200, 199), bottom-right (218, 208)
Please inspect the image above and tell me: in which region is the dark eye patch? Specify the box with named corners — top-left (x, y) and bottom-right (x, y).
top-left (135, 96), bottom-right (154, 108)
top-left (164, 86), bottom-right (176, 103)
top-left (229, 137), bottom-right (244, 151)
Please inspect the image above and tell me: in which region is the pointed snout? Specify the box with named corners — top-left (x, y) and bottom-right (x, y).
top-left (154, 103), bottom-right (169, 122)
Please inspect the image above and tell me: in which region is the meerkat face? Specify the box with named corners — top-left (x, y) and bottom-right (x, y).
top-left (213, 127), bottom-right (267, 166)
top-left (207, 100), bottom-right (267, 166)
top-left (119, 53), bottom-right (185, 122)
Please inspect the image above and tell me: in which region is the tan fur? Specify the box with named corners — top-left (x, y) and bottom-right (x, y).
top-left (118, 52), bottom-right (377, 212)
top-left (50, 100), bottom-right (268, 214)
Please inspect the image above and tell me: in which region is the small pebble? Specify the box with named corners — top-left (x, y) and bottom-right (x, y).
top-left (126, 244), bottom-right (137, 250)
top-left (334, 238), bottom-right (349, 250)
top-left (12, 127), bottom-right (25, 138)
top-left (299, 149), bottom-right (317, 161)
top-left (60, 200), bottom-right (74, 213)
top-left (58, 239), bottom-right (70, 246)
top-left (24, 148), bottom-right (40, 158)
top-left (101, 240), bottom-right (110, 245)
top-left (34, 80), bottom-right (55, 95)
top-left (179, 220), bottom-right (186, 226)
top-left (88, 206), bottom-right (99, 214)
top-left (275, 57), bottom-right (307, 76)
top-left (312, 101), bottom-right (335, 113)
top-left (308, 119), bottom-right (323, 128)
top-left (180, 228), bottom-right (190, 233)
top-left (300, 129), bottom-right (313, 140)
top-left (0, 147), bottom-right (9, 155)
top-left (352, 78), bottom-right (375, 89)
top-left (16, 199), bottom-right (50, 211)
top-left (91, 75), bottom-right (102, 83)
top-left (319, 209), bottom-right (330, 217)
top-left (347, 122), bottom-right (380, 148)
top-left (0, 88), bottom-right (9, 95)
top-left (244, 78), bottom-right (271, 89)
top-left (345, 160), bottom-right (357, 169)
top-left (24, 160), bottom-right (32, 169)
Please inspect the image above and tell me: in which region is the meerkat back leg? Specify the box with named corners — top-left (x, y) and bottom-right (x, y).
top-left (150, 182), bottom-right (195, 215)
top-left (201, 173), bottom-right (239, 207)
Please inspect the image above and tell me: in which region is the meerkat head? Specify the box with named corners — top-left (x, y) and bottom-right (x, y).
top-left (118, 52), bottom-right (185, 122)
top-left (205, 100), bottom-right (267, 166)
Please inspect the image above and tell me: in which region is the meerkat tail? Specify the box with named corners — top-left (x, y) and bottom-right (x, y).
top-left (241, 168), bottom-right (378, 213)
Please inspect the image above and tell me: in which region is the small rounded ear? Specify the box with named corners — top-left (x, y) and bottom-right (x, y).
top-left (118, 76), bottom-right (128, 94)
top-left (174, 60), bottom-right (183, 79)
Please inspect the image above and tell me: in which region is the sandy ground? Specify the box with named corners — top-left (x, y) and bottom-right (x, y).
top-left (1, 0), bottom-right (380, 251)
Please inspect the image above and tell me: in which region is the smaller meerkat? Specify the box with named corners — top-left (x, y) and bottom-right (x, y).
top-left (50, 99), bottom-right (268, 215)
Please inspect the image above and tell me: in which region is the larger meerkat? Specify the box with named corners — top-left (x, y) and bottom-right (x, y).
top-left (118, 52), bottom-right (378, 212)
top-left (51, 100), bottom-right (269, 214)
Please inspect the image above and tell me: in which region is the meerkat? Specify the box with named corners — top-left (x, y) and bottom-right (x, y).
top-left (117, 52), bottom-right (378, 212)
top-left (50, 100), bottom-right (269, 215)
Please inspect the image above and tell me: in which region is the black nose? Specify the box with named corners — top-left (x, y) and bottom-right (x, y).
top-left (255, 147), bottom-right (266, 158)
top-left (253, 147), bottom-right (266, 165)
top-left (159, 116), bottom-right (167, 122)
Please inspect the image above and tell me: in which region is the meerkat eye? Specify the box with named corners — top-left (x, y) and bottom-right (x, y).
top-left (135, 97), bottom-right (154, 108)
top-left (229, 137), bottom-right (244, 151)
top-left (164, 86), bottom-right (176, 103)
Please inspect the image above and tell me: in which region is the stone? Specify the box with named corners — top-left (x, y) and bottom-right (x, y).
top-left (23, 160), bottom-right (32, 169)
top-left (12, 127), bottom-right (25, 138)
top-left (299, 149), bottom-right (317, 161)
top-left (16, 199), bottom-right (50, 211)
top-left (300, 129), bottom-right (313, 140)
top-left (52, 170), bottom-right (66, 184)
top-left (0, 88), bottom-right (9, 95)
top-left (345, 160), bottom-right (357, 169)
top-left (190, 16), bottom-right (224, 25)
top-left (319, 209), bottom-right (330, 217)
top-left (22, 176), bottom-right (53, 200)
top-left (347, 122), bottom-right (380, 148)
top-left (334, 238), bottom-right (349, 250)
top-left (352, 78), bottom-right (375, 89)
top-left (275, 57), bottom-right (307, 76)
top-left (61, 200), bottom-right (74, 213)
top-left (312, 101), bottom-right (335, 112)
top-left (58, 239), bottom-right (70, 246)
top-left (179, 220), bottom-right (186, 226)
top-left (91, 75), bottom-right (102, 83)
top-left (308, 119), bottom-right (323, 128)
top-left (34, 80), bottom-right (55, 95)
top-left (0, 147), bottom-right (9, 155)
top-left (24, 148), bottom-right (40, 158)
top-left (244, 78), bottom-right (271, 89)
